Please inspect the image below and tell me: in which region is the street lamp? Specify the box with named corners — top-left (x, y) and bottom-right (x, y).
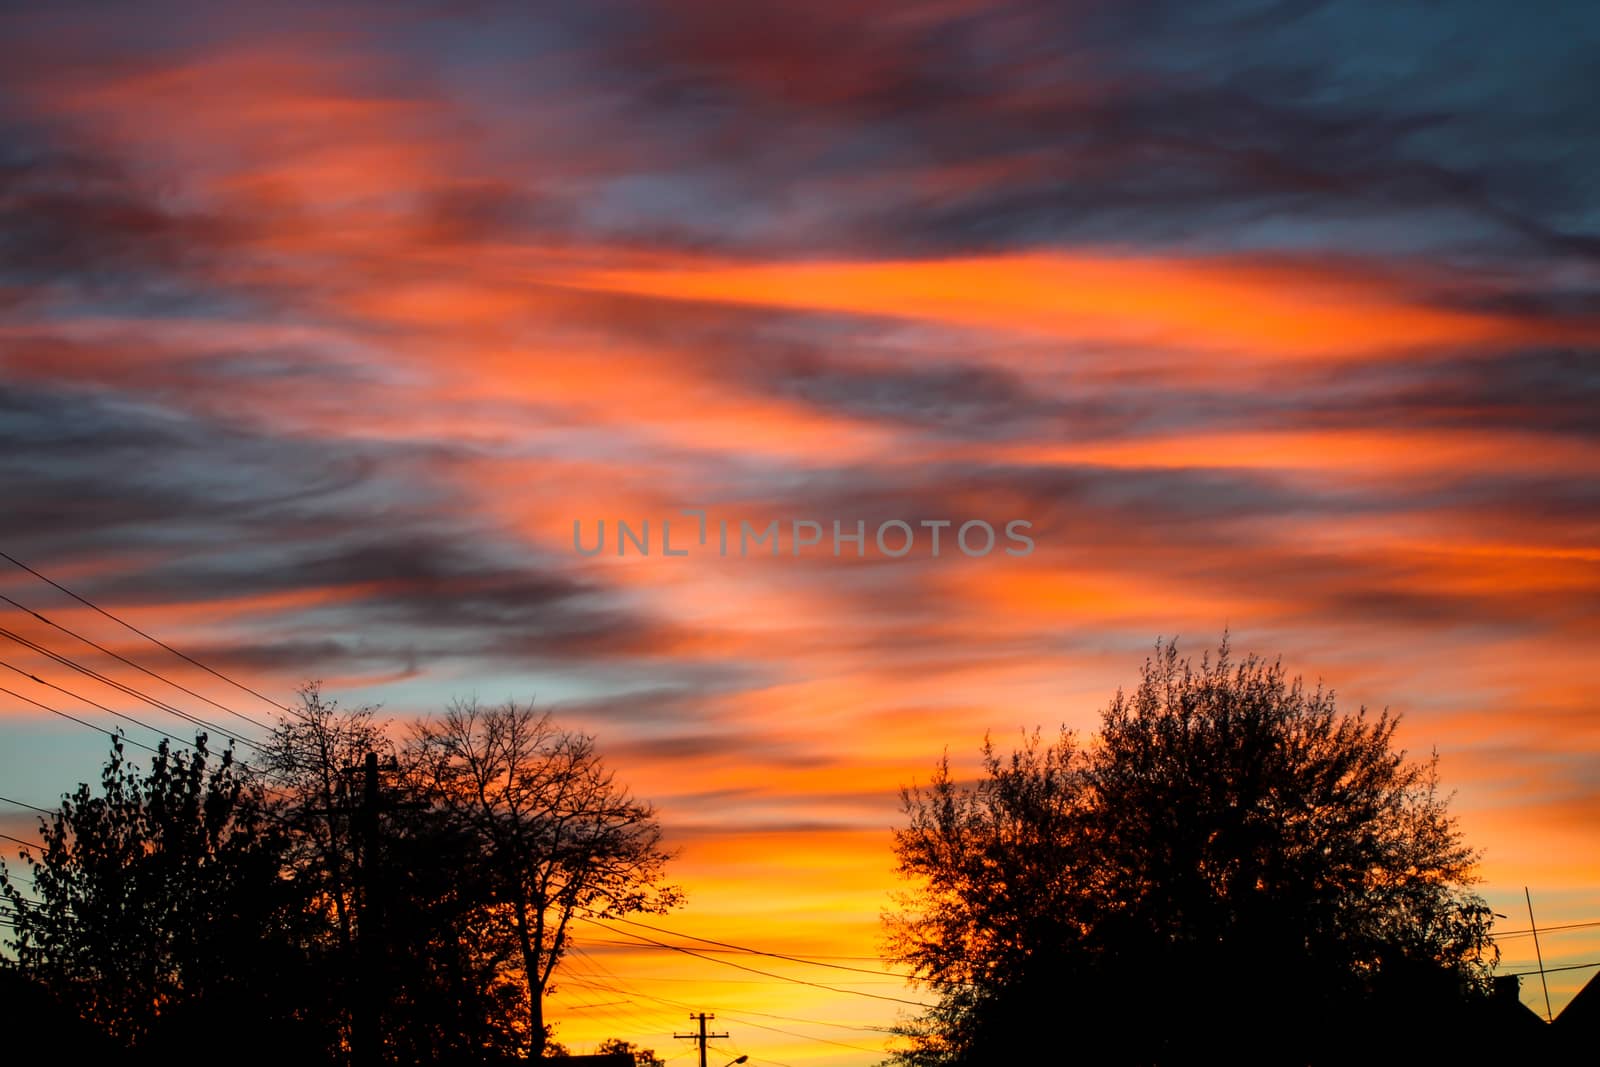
top-left (723, 1058), bottom-right (748, 1066)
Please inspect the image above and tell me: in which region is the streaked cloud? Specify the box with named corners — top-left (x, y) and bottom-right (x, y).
top-left (1, 0), bottom-right (1597, 1057)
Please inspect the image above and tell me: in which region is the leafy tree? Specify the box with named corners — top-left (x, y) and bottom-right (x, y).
top-left (409, 699), bottom-right (682, 1054)
top-left (886, 638), bottom-right (1498, 1065)
top-left (0, 733), bottom-right (329, 1056)
top-left (595, 1037), bottom-right (667, 1065)
top-left (543, 1039), bottom-right (666, 1065)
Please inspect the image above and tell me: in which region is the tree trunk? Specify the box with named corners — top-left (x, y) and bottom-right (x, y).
top-left (512, 885), bottom-right (544, 1053)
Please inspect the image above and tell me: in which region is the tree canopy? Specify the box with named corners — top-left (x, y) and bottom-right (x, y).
top-left (0, 734), bottom-right (330, 1056)
top-left (886, 638), bottom-right (1497, 1065)
top-left (593, 1037), bottom-right (667, 1065)
top-left (0, 689), bottom-right (678, 1064)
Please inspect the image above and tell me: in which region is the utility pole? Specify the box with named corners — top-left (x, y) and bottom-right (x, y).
top-left (675, 1012), bottom-right (730, 1067)
top-left (353, 750), bottom-right (382, 1067)
top-left (347, 750), bottom-right (410, 1067)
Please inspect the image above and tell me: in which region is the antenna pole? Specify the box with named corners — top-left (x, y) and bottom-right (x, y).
top-left (1526, 886), bottom-right (1553, 1022)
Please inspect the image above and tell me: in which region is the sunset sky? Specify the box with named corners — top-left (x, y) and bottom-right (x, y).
top-left (1, 1), bottom-right (1598, 1061)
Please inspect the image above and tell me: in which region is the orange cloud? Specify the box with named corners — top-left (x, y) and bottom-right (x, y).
top-left (560, 253), bottom-right (1599, 360)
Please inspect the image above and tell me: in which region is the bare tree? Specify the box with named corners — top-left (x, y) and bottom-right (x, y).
top-left (262, 681), bottom-right (391, 964)
top-left (409, 699), bottom-right (681, 1052)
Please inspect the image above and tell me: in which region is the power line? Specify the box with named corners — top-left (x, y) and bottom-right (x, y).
top-left (582, 906), bottom-right (1597, 971)
top-left (1494, 919), bottom-right (1600, 939)
top-left (707, 1015), bottom-right (885, 1055)
top-left (583, 935), bottom-right (912, 970)
top-left (0, 549), bottom-right (292, 714)
top-left (708, 1007), bottom-right (895, 1036)
top-left (1504, 960), bottom-right (1600, 978)
top-left (0, 663), bottom-right (191, 754)
top-left (561, 950), bottom-right (901, 1055)
top-left (0, 795), bottom-right (53, 816)
top-left (564, 954), bottom-right (900, 1035)
top-left (709, 1044), bottom-right (800, 1067)
top-left (580, 937), bottom-right (896, 964)
top-left (556, 976), bottom-right (744, 1037)
top-left (578, 912), bottom-right (915, 979)
top-left (0, 683), bottom-right (164, 755)
top-left (0, 832), bottom-right (46, 852)
top-left (0, 624), bottom-right (265, 753)
top-left (578, 917), bottom-right (931, 1008)
top-left (551, 985), bottom-right (669, 1033)
top-left (561, 971), bottom-right (892, 1061)
top-left (0, 590), bottom-right (276, 732)
top-left (564, 996), bottom-right (679, 1041)
top-left (0, 673), bottom-right (291, 792)
top-left (0, 867), bottom-right (38, 890)
top-left (553, 955), bottom-right (692, 1042)
top-left (560, 969), bottom-right (910, 987)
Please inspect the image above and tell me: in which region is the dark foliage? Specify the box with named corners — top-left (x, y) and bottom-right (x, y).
top-left (0, 686), bottom-right (679, 1065)
top-left (0, 734), bottom-right (334, 1057)
top-left (593, 1037), bottom-right (667, 1065)
top-left (887, 638), bottom-right (1498, 1065)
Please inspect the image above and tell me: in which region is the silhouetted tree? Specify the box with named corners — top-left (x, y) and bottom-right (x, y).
top-left (594, 1037), bottom-right (667, 1065)
top-left (374, 799), bottom-right (530, 1062)
top-left (887, 638), bottom-right (1498, 1065)
top-left (264, 683), bottom-right (529, 1064)
top-left (0, 733), bottom-right (330, 1057)
top-left (261, 682), bottom-right (391, 1056)
top-left (409, 699), bottom-right (682, 1054)
top-left (0, 692), bottom-right (681, 1066)
top-left (262, 682), bottom-right (389, 964)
